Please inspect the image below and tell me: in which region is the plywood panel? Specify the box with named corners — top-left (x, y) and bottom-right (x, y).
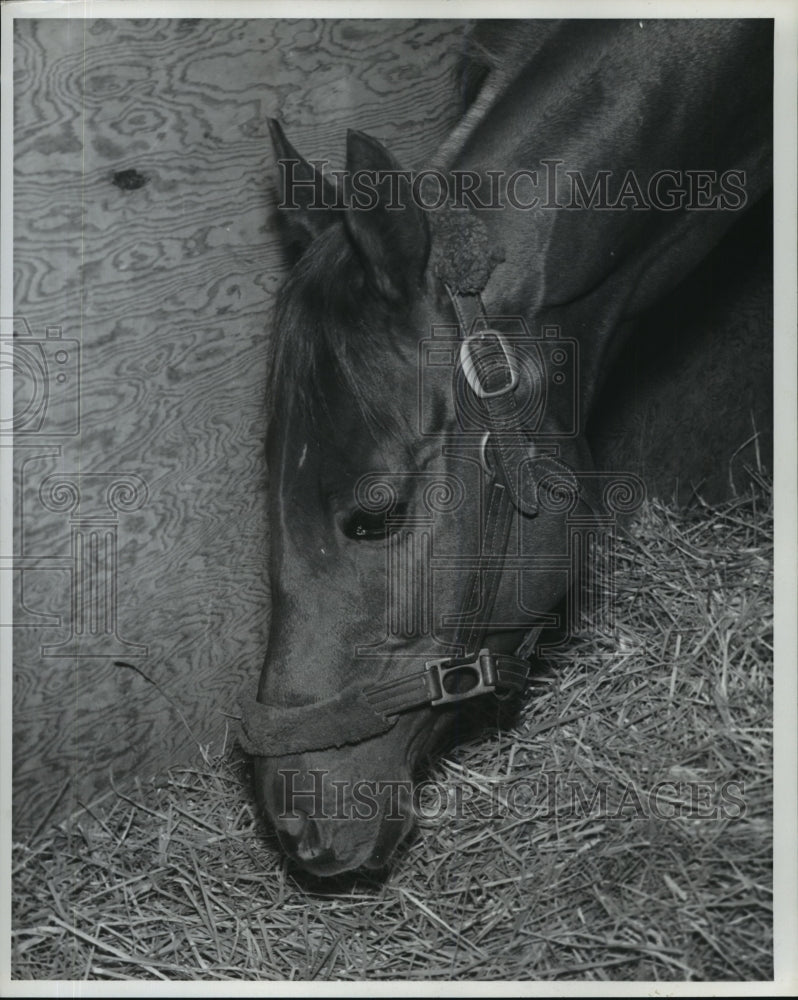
top-left (12, 17), bottom-right (467, 832)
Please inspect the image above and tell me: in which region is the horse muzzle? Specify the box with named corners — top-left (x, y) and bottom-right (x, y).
top-left (254, 752), bottom-right (417, 877)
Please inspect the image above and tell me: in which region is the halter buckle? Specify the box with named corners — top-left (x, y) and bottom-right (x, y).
top-left (425, 649), bottom-right (498, 706)
top-left (460, 330), bottom-right (518, 398)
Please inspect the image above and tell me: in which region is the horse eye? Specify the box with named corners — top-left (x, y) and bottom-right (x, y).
top-left (341, 503), bottom-right (409, 541)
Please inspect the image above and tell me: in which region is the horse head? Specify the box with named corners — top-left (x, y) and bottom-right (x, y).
top-left (237, 16), bottom-right (772, 878)
top-left (241, 122), bottom-right (593, 876)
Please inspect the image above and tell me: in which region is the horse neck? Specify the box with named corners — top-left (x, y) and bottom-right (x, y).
top-left (437, 20), bottom-right (771, 421)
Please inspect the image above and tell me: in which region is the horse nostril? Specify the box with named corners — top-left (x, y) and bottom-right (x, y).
top-left (275, 812), bottom-right (306, 839)
top-left (274, 808), bottom-right (331, 864)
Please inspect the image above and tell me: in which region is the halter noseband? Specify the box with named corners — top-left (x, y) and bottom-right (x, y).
top-left (238, 284), bottom-right (578, 757)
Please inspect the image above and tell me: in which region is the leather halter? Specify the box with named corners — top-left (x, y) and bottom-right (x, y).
top-left (239, 287), bottom-right (575, 757)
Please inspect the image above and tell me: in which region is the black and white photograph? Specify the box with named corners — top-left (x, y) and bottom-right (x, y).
top-left (2, 0), bottom-right (796, 990)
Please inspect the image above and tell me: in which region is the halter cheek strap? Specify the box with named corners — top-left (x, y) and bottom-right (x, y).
top-left (444, 289), bottom-right (578, 657)
top-left (239, 287), bottom-right (575, 757)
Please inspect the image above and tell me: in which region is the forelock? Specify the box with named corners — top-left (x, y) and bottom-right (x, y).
top-left (268, 224), bottom-right (414, 441)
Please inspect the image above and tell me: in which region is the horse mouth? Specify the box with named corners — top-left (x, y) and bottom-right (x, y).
top-left (265, 781), bottom-right (416, 877)
top-left (274, 826), bottom-right (408, 878)
top-left (253, 708), bottom-right (450, 876)
top-left (283, 845), bottom-right (394, 879)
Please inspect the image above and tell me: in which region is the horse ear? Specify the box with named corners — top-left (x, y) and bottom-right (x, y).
top-left (268, 119), bottom-right (337, 253)
top-left (343, 130), bottom-right (430, 302)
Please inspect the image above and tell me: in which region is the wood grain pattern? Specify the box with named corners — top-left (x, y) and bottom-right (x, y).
top-left (12, 17), bottom-right (466, 832)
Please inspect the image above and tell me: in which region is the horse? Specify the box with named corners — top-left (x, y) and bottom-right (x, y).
top-left (239, 19), bottom-right (772, 877)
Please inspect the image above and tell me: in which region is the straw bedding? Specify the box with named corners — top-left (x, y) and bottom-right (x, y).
top-left (12, 479), bottom-right (773, 981)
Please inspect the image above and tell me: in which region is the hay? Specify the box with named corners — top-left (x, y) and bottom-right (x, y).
top-left (12, 482), bottom-right (773, 981)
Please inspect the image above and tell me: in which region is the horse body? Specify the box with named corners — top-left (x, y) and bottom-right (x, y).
top-left (448, 20), bottom-right (771, 415)
top-left (245, 20), bottom-right (772, 876)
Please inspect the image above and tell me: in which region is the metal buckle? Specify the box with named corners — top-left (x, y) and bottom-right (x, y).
top-left (479, 430), bottom-right (495, 476)
top-left (425, 649), bottom-right (498, 706)
top-left (459, 330), bottom-right (518, 399)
